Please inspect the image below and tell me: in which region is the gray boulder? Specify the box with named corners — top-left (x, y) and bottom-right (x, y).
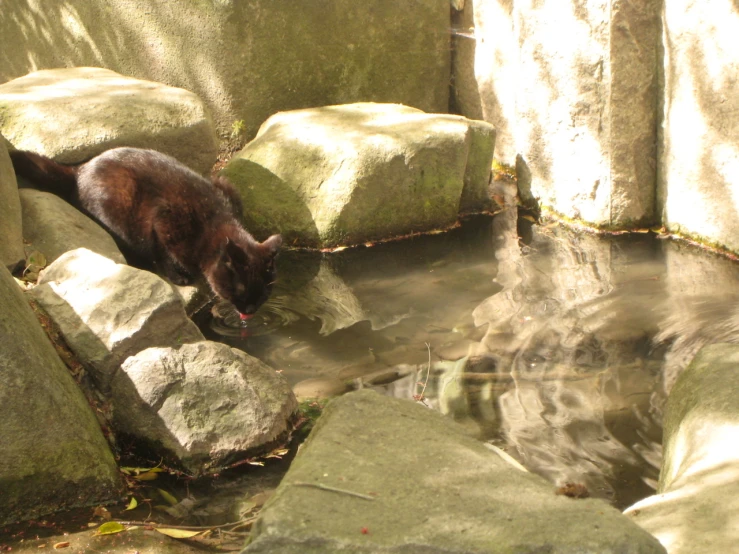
top-left (222, 103), bottom-right (496, 248)
top-left (30, 248), bottom-right (204, 391)
top-left (0, 67), bottom-right (218, 174)
top-left (0, 2), bottom-right (450, 145)
top-left (112, 341), bottom-right (298, 476)
top-left (245, 390), bottom-right (665, 554)
top-left (19, 189), bottom-right (125, 265)
top-left (0, 264), bottom-right (121, 525)
top-left (0, 135), bottom-right (24, 270)
top-left (625, 343), bottom-right (739, 553)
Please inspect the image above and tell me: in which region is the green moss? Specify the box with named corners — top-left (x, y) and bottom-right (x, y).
top-left (295, 398), bottom-right (330, 440)
top-left (538, 205), bottom-right (657, 234)
top-left (220, 158), bottom-right (321, 247)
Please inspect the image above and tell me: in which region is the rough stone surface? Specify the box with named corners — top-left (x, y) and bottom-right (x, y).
top-left (0, 264), bottom-right (121, 525)
top-left (112, 342), bottom-right (298, 475)
top-left (452, 0), bottom-right (518, 165)
top-left (19, 188), bottom-right (125, 265)
top-left (0, 1), bottom-right (450, 145)
top-left (0, 135), bottom-right (24, 270)
top-left (30, 248), bottom-right (204, 391)
top-left (0, 67), bottom-right (218, 174)
top-left (455, 0), bottom-right (660, 227)
top-left (245, 390), bottom-right (665, 554)
top-left (625, 344), bottom-right (739, 553)
top-left (223, 103), bottom-right (496, 248)
top-left (659, 0), bottom-right (739, 253)
top-left (515, 0), bottom-right (660, 227)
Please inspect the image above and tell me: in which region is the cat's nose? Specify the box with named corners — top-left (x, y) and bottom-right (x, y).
top-left (241, 305), bottom-right (257, 316)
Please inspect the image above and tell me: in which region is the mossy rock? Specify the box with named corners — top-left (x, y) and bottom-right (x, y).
top-left (223, 103), bottom-right (496, 249)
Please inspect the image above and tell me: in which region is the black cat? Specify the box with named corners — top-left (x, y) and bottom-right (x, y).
top-left (11, 147), bottom-right (281, 319)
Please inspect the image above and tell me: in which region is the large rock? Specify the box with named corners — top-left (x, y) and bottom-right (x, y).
top-left (454, 0), bottom-right (661, 228)
top-left (451, 0), bottom-right (517, 165)
top-left (0, 264), bottom-right (121, 525)
top-left (112, 342), bottom-right (298, 475)
top-left (0, 135), bottom-right (24, 270)
top-left (19, 189), bottom-right (125, 265)
top-left (625, 343), bottom-right (739, 553)
top-left (659, 0), bottom-right (739, 254)
top-left (0, 67), bottom-right (218, 174)
top-left (245, 390), bottom-right (665, 553)
top-left (30, 248), bottom-right (204, 391)
top-left (515, 0), bottom-right (661, 227)
top-left (0, 1), bottom-right (450, 145)
top-left (222, 103), bottom-right (496, 248)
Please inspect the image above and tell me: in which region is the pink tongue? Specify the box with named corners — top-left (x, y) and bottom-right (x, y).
top-left (240, 313), bottom-right (253, 321)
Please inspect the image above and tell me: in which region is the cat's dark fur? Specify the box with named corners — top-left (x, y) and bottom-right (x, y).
top-left (11, 147), bottom-right (282, 317)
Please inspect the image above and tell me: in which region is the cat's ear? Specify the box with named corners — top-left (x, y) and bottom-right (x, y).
top-left (263, 234), bottom-right (282, 258)
top-left (223, 238), bottom-right (248, 266)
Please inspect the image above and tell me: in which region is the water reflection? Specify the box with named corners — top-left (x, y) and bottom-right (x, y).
top-left (200, 206), bottom-right (739, 509)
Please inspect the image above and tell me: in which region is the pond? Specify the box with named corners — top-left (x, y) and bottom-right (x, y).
top-left (196, 204), bottom-right (739, 511)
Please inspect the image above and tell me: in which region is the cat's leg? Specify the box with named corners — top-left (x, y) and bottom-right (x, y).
top-left (151, 227), bottom-right (196, 285)
top-left (158, 254), bottom-right (196, 286)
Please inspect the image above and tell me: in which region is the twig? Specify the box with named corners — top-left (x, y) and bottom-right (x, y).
top-left (291, 481), bottom-right (376, 501)
top-left (113, 518), bottom-right (253, 531)
top-left (415, 342), bottom-right (432, 401)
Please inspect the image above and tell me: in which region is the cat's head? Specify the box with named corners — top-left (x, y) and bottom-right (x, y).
top-left (209, 234), bottom-right (282, 317)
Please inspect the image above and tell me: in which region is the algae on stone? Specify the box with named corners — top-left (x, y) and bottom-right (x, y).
top-left (224, 103), bottom-right (495, 249)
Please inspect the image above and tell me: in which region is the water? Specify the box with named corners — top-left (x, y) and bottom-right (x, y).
top-left (198, 206), bottom-right (739, 510)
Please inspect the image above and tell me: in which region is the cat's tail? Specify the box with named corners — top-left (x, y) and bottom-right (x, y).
top-left (9, 150), bottom-right (79, 199)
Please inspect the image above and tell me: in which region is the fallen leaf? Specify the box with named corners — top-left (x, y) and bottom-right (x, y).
top-left (154, 528), bottom-right (202, 539)
top-left (132, 471), bottom-right (160, 481)
top-left (158, 489), bottom-right (178, 506)
top-left (95, 521), bottom-right (126, 535)
top-left (125, 497), bottom-right (138, 511)
top-left (27, 250), bottom-right (47, 267)
top-left (120, 465), bottom-right (165, 476)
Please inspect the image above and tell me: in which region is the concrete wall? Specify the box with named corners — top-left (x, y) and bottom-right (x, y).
top-left (456, 0), bottom-right (739, 254)
top-left (660, 0), bottom-right (739, 253)
top-left (0, 0), bottom-right (450, 147)
top-left (455, 0), bottom-right (661, 229)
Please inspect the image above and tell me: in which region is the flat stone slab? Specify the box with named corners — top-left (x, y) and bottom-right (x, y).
top-left (223, 103), bottom-right (496, 248)
top-left (0, 67), bottom-right (218, 174)
top-left (245, 390), bottom-right (665, 553)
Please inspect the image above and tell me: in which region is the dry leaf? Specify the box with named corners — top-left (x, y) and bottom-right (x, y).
top-left (133, 471), bottom-right (160, 481)
top-left (154, 528), bottom-right (202, 539)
